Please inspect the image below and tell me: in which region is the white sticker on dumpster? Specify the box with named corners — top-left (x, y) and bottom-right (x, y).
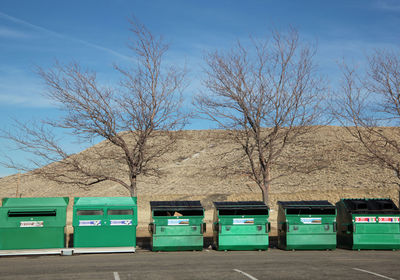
top-left (79, 220), bottom-right (101, 226)
top-left (110, 219), bottom-right (132, 226)
top-left (378, 217), bottom-right (400, 223)
top-left (20, 221), bottom-right (43, 227)
top-left (355, 217), bottom-right (376, 223)
top-left (300, 218), bottom-right (322, 224)
top-left (233, 218), bottom-right (254, 224)
top-left (168, 219), bottom-right (189, 225)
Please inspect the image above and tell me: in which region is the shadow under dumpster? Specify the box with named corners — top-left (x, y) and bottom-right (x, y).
top-left (67, 234), bottom-right (278, 251)
top-left (136, 236), bottom-right (278, 250)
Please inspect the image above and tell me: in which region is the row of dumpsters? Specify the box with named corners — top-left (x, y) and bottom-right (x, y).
top-left (0, 197), bottom-right (400, 255)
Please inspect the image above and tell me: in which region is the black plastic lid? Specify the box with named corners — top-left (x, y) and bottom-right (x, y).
top-left (213, 201), bottom-right (269, 210)
top-left (150, 200), bottom-right (204, 211)
top-left (342, 199), bottom-right (400, 214)
top-left (278, 200), bottom-right (335, 209)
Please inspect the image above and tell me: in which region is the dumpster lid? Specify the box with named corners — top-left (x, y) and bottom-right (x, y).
top-left (278, 200), bottom-right (335, 209)
top-left (74, 197), bottom-right (137, 206)
top-left (213, 201), bottom-right (269, 210)
top-left (150, 201), bottom-right (203, 211)
top-left (342, 198), bottom-right (400, 214)
top-left (2, 197), bottom-right (69, 208)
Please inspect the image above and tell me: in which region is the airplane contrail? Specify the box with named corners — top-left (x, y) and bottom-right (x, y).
top-left (0, 11), bottom-right (133, 61)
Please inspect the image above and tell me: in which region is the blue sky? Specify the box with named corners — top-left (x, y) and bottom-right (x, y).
top-left (0, 0), bottom-right (399, 176)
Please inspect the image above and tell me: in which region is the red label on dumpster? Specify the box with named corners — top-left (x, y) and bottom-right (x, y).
top-left (355, 217), bottom-right (376, 223)
top-left (378, 217), bottom-right (400, 223)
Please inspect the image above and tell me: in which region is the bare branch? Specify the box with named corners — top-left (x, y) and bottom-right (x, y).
top-left (195, 28), bottom-right (325, 203)
top-left (334, 49), bottom-right (400, 187)
top-left (0, 18), bottom-right (188, 196)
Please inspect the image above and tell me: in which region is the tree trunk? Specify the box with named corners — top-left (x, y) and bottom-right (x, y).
top-left (261, 165), bottom-right (271, 205)
top-left (261, 185), bottom-right (268, 204)
top-left (129, 176), bottom-right (137, 197)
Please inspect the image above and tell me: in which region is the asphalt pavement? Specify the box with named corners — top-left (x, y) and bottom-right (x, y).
top-left (0, 249), bottom-right (399, 280)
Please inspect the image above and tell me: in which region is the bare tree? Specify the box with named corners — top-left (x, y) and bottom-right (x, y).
top-left (1, 19), bottom-right (187, 196)
top-left (195, 28), bottom-right (324, 204)
top-left (335, 49), bottom-right (400, 188)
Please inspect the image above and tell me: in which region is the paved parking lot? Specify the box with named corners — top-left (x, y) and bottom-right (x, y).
top-left (0, 249), bottom-right (399, 279)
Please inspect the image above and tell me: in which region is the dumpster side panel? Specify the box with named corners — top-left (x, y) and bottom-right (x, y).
top-left (151, 215), bottom-right (204, 251)
top-left (152, 224), bottom-right (203, 235)
top-left (351, 214), bottom-right (400, 250)
top-left (285, 227), bottom-right (337, 249)
top-left (284, 215), bottom-right (337, 250)
top-left (354, 223), bottom-right (399, 234)
top-left (219, 224), bottom-right (268, 235)
top-left (73, 198), bottom-right (137, 248)
top-left (286, 233), bottom-right (336, 250)
top-left (0, 227), bottom-right (65, 249)
top-left (352, 233), bottom-right (400, 249)
top-left (337, 199), bottom-right (400, 250)
top-left (216, 215), bottom-right (269, 251)
top-left (218, 234), bottom-right (269, 251)
top-left (278, 202), bottom-right (337, 250)
top-left (105, 205), bottom-right (137, 247)
top-left (0, 200), bottom-right (68, 250)
top-left (73, 226), bottom-right (136, 247)
top-left (152, 235), bottom-right (203, 251)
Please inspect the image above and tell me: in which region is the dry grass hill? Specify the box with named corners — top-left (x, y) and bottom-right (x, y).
top-left (0, 126), bottom-right (399, 236)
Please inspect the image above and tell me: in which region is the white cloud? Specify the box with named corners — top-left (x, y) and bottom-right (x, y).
top-left (0, 26), bottom-right (30, 38)
top-left (0, 73), bottom-right (54, 108)
top-left (373, 0), bottom-right (400, 12)
top-left (0, 11), bottom-right (132, 61)
top-left (0, 92), bottom-right (53, 108)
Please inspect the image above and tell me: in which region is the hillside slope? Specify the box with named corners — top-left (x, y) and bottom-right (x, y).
top-left (0, 126), bottom-right (398, 235)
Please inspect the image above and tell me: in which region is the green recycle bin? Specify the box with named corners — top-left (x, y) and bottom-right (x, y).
top-left (213, 201), bottom-right (270, 251)
top-left (277, 200), bottom-right (337, 250)
top-left (0, 197), bottom-right (69, 250)
top-left (73, 197), bottom-right (137, 248)
top-left (149, 201), bottom-right (205, 251)
top-left (336, 198), bottom-right (400, 250)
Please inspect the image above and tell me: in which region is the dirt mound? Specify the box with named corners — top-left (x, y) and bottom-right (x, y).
top-left (0, 126), bottom-right (398, 236)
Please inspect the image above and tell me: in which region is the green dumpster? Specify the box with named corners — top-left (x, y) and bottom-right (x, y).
top-left (0, 197), bottom-right (69, 250)
top-left (73, 197), bottom-right (137, 248)
top-left (277, 200), bottom-right (337, 250)
top-left (213, 201), bottom-right (270, 251)
top-left (149, 201), bottom-right (205, 251)
top-left (336, 198), bottom-right (400, 250)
